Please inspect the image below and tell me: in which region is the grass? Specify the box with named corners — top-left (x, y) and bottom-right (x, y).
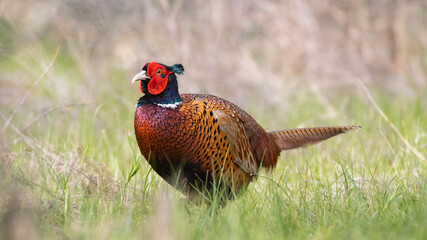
top-left (1, 1), bottom-right (427, 239)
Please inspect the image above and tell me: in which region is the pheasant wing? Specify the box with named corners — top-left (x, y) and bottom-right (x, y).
top-left (212, 109), bottom-right (258, 175)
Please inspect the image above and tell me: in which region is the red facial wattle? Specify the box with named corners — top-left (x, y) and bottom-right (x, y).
top-left (147, 76), bottom-right (168, 95)
top-left (146, 63), bottom-right (170, 95)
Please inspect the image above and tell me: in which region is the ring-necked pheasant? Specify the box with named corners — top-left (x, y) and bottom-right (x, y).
top-left (132, 62), bottom-right (359, 200)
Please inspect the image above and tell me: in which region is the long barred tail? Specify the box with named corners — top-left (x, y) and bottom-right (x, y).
top-left (270, 125), bottom-right (360, 151)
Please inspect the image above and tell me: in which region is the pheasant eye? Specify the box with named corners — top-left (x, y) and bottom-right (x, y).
top-left (156, 68), bottom-right (163, 76)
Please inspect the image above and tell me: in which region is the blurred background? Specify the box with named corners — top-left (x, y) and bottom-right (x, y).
top-left (1, 0), bottom-right (426, 239)
top-left (2, 0), bottom-right (426, 106)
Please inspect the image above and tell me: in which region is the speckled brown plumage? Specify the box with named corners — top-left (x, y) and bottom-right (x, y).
top-left (134, 94), bottom-right (277, 197)
top-left (132, 62), bottom-right (359, 200)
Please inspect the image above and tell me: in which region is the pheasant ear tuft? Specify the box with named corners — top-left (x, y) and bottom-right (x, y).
top-left (171, 64), bottom-right (184, 75)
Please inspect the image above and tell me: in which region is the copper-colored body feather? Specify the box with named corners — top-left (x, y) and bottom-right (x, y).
top-left (134, 93), bottom-right (359, 198)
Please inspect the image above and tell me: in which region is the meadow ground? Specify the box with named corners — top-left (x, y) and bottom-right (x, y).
top-left (1, 1), bottom-right (427, 239)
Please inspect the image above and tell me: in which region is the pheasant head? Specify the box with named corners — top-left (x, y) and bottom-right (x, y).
top-left (132, 62), bottom-right (184, 107)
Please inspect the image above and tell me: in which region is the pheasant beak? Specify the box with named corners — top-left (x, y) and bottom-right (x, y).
top-left (131, 70), bottom-right (151, 83)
